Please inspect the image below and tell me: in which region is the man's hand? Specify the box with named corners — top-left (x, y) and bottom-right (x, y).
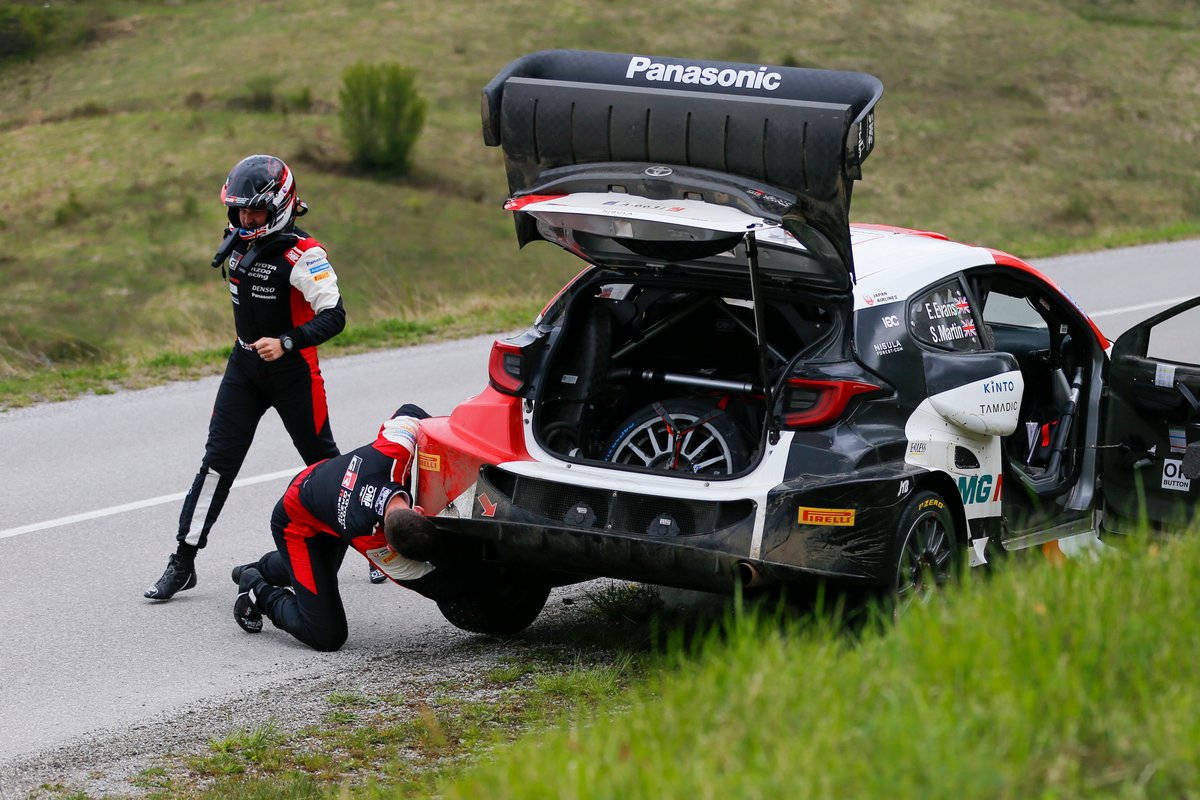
top-left (251, 337), bottom-right (284, 361)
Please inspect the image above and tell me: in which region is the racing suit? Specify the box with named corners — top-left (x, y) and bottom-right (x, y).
top-left (244, 406), bottom-right (474, 651)
top-left (177, 226), bottom-right (345, 552)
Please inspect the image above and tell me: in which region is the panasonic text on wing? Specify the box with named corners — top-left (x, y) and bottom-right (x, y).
top-left (625, 57), bottom-right (782, 91)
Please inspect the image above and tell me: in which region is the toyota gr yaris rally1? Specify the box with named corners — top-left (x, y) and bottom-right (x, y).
top-left (406, 50), bottom-right (1200, 634)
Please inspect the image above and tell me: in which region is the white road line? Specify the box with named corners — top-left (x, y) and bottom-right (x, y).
top-left (0, 468), bottom-right (298, 541)
top-left (1090, 298), bottom-right (1180, 318)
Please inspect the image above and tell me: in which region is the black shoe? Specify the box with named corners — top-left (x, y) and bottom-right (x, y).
top-left (234, 568), bottom-right (264, 633)
top-left (231, 562), bottom-right (258, 584)
top-left (369, 565), bottom-right (387, 584)
top-left (144, 554), bottom-right (197, 601)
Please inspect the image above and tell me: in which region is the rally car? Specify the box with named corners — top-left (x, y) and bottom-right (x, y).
top-left (411, 50), bottom-right (1200, 634)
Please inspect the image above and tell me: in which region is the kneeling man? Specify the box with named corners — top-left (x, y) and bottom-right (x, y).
top-left (232, 404), bottom-right (471, 651)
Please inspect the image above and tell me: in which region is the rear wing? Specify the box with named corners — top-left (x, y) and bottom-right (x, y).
top-left (481, 49), bottom-right (883, 277)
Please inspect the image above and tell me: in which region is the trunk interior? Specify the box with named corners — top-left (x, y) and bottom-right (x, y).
top-left (531, 273), bottom-right (846, 478)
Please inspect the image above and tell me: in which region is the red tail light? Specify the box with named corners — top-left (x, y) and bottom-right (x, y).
top-left (780, 378), bottom-right (881, 429)
top-left (488, 340), bottom-right (526, 395)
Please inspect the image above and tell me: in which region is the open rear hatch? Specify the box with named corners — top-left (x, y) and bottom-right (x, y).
top-left (480, 50), bottom-right (880, 477)
top-left (482, 48), bottom-right (883, 286)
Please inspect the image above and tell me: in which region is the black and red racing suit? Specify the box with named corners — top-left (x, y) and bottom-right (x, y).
top-left (177, 226), bottom-right (345, 551)
top-left (247, 406), bottom-right (472, 651)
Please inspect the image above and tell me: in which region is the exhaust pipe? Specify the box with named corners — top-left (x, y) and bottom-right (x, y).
top-left (735, 560), bottom-right (770, 588)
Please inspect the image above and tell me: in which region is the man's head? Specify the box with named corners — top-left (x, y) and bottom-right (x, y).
top-left (384, 501), bottom-right (438, 562)
top-left (220, 154), bottom-right (307, 241)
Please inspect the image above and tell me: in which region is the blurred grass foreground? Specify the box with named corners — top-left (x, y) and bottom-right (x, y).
top-left (443, 533), bottom-right (1200, 799)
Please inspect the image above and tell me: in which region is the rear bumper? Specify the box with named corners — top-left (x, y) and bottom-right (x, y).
top-left (430, 465), bottom-right (909, 592)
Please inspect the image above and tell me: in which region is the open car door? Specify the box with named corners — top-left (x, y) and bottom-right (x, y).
top-left (1101, 296), bottom-right (1200, 534)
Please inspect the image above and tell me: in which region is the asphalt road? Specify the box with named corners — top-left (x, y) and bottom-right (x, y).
top-left (0, 239), bottom-right (1197, 783)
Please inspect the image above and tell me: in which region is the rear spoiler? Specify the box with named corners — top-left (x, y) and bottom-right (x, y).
top-left (481, 49), bottom-right (883, 276)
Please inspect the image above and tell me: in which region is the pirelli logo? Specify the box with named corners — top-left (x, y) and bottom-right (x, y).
top-left (797, 506), bottom-right (856, 526)
top-left (418, 452), bottom-right (441, 472)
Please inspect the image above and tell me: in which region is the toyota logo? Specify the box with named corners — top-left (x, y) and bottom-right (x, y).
top-left (644, 166), bottom-right (673, 177)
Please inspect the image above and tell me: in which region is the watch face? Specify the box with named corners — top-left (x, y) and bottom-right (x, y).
top-left (282, 336), bottom-right (293, 352)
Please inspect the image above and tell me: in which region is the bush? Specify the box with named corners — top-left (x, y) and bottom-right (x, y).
top-left (229, 74), bottom-right (280, 111)
top-left (0, 6), bottom-right (50, 61)
top-left (339, 62), bottom-right (426, 177)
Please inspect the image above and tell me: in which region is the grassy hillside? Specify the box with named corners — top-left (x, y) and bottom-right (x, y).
top-left (2, 0), bottom-right (1198, 407)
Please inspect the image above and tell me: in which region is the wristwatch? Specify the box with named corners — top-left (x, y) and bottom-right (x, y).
top-left (280, 334), bottom-right (295, 354)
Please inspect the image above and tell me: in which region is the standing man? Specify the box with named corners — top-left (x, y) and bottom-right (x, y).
top-left (146, 154), bottom-right (348, 600)
top-left (232, 405), bottom-right (478, 651)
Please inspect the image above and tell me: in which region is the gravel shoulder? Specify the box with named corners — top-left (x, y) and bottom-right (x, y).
top-left (0, 587), bottom-right (632, 800)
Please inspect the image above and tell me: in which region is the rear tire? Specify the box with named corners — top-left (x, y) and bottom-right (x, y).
top-left (891, 490), bottom-right (959, 613)
top-left (437, 578), bottom-right (551, 636)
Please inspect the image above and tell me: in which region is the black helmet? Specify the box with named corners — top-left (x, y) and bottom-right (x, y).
top-left (220, 154), bottom-right (307, 241)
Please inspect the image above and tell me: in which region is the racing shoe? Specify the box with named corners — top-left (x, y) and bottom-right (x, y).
top-left (233, 567), bottom-right (265, 633)
top-left (369, 565), bottom-right (387, 584)
top-left (144, 554), bottom-right (197, 601)
top-left (230, 562), bottom-right (259, 584)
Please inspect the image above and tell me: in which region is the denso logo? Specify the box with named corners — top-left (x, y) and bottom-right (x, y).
top-left (983, 379), bottom-right (1015, 394)
top-left (625, 56), bottom-right (782, 91)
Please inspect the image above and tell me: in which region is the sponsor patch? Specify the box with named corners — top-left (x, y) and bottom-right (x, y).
top-left (360, 484), bottom-right (377, 508)
top-left (373, 487), bottom-right (394, 516)
top-left (418, 452), bottom-right (441, 472)
top-left (285, 247), bottom-right (303, 264)
top-left (798, 506), bottom-right (855, 526)
top-left (341, 455), bottom-right (362, 490)
top-left (1162, 459), bottom-right (1192, 492)
top-left (308, 261), bottom-right (331, 275)
top-left (313, 271), bottom-right (330, 282)
top-left (364, 545), bottom-right (434, 581)
top-left (382, 417), bottom-right (418, 449)
top-left (1170, 427), bottom-right (1187, 454)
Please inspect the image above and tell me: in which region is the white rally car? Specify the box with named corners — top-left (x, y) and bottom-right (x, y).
top-left (410, 50), bottom-right (1200, 633)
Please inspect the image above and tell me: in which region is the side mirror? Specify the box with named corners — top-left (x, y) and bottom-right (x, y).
top-left (1182, 441), bottom-right (1200, 480)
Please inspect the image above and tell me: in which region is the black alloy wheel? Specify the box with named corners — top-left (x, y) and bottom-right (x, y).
top-left (892, 490), bottom-right (958, 612)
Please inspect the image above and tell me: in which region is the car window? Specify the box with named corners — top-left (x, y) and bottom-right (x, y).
top-left (1147, 305), bottom-right (1200, 365)
top-left (982, 293), bottom-right (1047, 330)
top-left (908, 278), bottom-right (981, 352)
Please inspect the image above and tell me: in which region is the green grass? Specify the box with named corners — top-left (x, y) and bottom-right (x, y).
top-left (2, 0), bottom-right (1199, 407)
top-left (443, 535), bottom-right (1200, 799)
